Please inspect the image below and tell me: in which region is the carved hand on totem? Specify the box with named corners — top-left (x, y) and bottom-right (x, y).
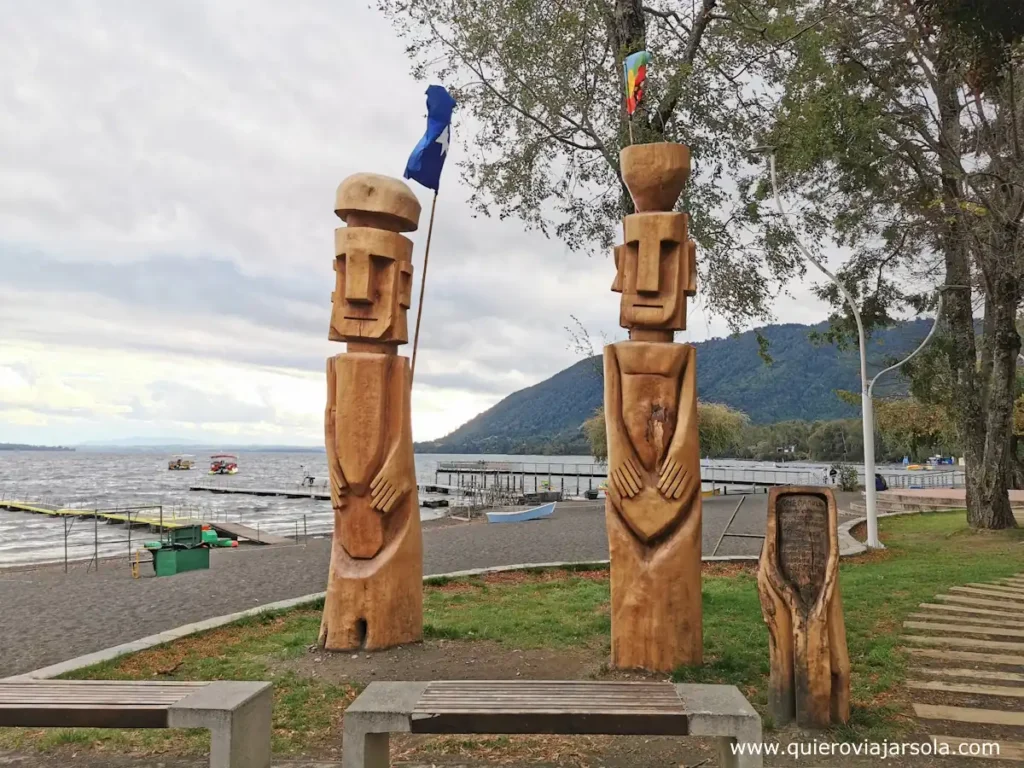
top-left (324, 400), bottom-right (348, 506)
top-left (609, 455), bottom-right (644, 499)
top-left (370, 449), bottom-right (411, 513)
top-left (330, 464), bottom-right (348, 499)
top-left (657, 451), bottom-right (696, 501)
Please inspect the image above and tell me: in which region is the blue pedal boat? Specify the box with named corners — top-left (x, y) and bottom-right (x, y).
top-left (485, 501), bottom-right (556, 524)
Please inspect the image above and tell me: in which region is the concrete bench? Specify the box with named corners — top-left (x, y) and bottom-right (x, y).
top-left (0, 680), bottom-right (272, 768)
top-left (343, 680), bottom-right (762, 768)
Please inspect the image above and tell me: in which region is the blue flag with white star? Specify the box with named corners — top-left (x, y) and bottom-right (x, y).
top-left (404, 85), bottom-right (455, 192)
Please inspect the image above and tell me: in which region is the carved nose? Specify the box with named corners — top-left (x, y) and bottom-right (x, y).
top-left (345, 253), bottom-right (372, 303)
top-left (637, 241), bottom-right (660, 294)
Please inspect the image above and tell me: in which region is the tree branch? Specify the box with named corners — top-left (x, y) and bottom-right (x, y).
top-left (423, 12), bottom-right (603, 153)
top-left (655, 0), bottom-right (719, 127)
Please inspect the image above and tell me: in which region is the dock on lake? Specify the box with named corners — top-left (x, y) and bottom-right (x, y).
top-left (207, 521), bottom-right (292, 545)
top-left (0, 499), bottom-right (299, 546)
top-left (190, 483), bottom-right (331, 500)
top-left (189, 481), bottom-right (484, 500)
top-left (0, 500), bottom-right (193, 530)
top-left (434, 460), bottom-right (830, 494)
top-left (434, 461), bottom-right (966, 493)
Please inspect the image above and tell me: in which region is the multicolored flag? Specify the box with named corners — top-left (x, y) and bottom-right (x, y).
top-left (623, 51), bottom-right (651, 116)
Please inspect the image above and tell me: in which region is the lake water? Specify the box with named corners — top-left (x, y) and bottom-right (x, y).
top-left (0, 451), bottom-right (961, 567)
top-left (0, 451), bottom-right (595, 567)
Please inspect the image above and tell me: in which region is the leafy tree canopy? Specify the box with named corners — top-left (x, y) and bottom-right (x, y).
top-left (378, 0), bottom-right (822, 328)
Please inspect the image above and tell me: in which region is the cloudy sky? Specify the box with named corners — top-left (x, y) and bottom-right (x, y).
top-left (0, 0), bottom-right (837, 447)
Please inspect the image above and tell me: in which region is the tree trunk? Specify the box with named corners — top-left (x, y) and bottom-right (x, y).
top-left (612, 0), bottom-right (646, 215)
top-left (970, 254), bottom-right (1021, 528)
top-left (932, 61), bottom-right (997, 529)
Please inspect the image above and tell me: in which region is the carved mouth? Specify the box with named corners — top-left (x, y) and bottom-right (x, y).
top-left (343, 316), bottom-right (377, 321)
top-left (632, 303), bottom-right (662, 309)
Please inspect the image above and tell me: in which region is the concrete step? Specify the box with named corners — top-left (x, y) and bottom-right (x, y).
top-left (872, 491), bottom-right (1024, 509)
top-left (849, 501), bottom-right (962, 515)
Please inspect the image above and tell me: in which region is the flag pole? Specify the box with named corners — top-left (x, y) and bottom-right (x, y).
top-left (410, 191), bottom-right (438, 383)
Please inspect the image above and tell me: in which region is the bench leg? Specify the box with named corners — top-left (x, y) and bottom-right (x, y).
top-left (208, 692), bottom-right (273, 768)
top-left (343, 724), bottom-right (390, 768)
top-left (716, 721), bottom-right (763, 768)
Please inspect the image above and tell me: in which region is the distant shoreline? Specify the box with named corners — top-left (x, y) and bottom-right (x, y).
top-left (0, 444), bottom-right (75, 452)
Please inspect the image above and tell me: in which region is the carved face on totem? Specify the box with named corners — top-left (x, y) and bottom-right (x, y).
top-left (330, 227), bottom-right (413, 344)
top-left (611, 212), bottom-right (697, 331)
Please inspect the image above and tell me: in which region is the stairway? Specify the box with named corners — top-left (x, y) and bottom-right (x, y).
top-left (902, 573), bottom-right (1024, 760)
top-left (849, 491), bottom-right (1024, 525)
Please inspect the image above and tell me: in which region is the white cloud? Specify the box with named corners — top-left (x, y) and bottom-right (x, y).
top-left (0, 0), bottom-right (836, 446)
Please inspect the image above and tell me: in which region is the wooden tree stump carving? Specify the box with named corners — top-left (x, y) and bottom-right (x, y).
top-left (319, 173), bottom-right (424, 651)
top-left (604, 143), bottom-right (702, 671)
top-left (757, 486), bottom-right (851, 728)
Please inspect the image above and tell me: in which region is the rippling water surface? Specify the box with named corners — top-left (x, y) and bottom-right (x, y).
top-left (0, 451), bottom-right (596, 566)
top-left (0, 450), bottom-right (957, 567)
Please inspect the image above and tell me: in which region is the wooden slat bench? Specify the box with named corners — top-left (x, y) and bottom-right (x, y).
top-left (0, 680), bottom-right (272, 768)
top-left (343, 680), bottom-right (762, 768)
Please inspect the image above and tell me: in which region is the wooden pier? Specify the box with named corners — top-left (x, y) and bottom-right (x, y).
top-left (207, 521), bottom-right (292, 546)
top-left (190, 484), bottom-right (331, 500)
top-left (433, 461), bottom-right (834, 495)
top-left (0, 500), bottom-right (192, 530)
top-left (189, 482), bottom-right (483, 500)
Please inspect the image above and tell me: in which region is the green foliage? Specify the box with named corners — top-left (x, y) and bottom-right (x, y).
top-left (876, 397), bottom-right (957, 461)
top-left (808, 421), bottom-right (863, 462)
top-left (697, 401), bottom-right (750, 456)
top-left (830, 463), bottom-right (860, 491)
top-left (737, 418), bottom-right (871, 462)
top-left (768, 0), bottom-right (1024, 528)
top-left (377, 0), bottom-right (817, 329)
top-left (582, 406), bottom-right (607, 461)
top-left (583, 401), bottom-right (749, 460)
top-left (416, 319), bottom-right (939, 455)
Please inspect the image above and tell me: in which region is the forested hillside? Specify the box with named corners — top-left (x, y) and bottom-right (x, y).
top-left (414, 319), bottom-right (936, 454)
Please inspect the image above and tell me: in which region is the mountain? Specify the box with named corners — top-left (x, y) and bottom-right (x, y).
top-left (0, 443), bottom-right (75, 452)
top-left (75, 438), bottom-right (323, 453)
top-left (414, 319), bottom-right (937, 454)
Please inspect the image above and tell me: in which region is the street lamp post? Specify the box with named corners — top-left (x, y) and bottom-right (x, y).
top-left (755, 147), bottom-right (947, 548)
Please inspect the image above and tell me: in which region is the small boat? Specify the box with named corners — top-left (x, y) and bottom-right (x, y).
top-left (167, 454), bottom-right (195, 471)
top-left (486, 501), bottom-right (555, 524)
top-left (209, 454), bottom-right (239, 475)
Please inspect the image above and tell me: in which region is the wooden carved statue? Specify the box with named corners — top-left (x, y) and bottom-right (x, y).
top-left (319, 173), bottom-right (424, 651)
top-left (604, 142), bottom-right (702, 671)
top-left (757, 487), bottom-right (851, 729)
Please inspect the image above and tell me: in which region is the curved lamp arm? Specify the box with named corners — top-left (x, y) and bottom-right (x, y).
top-left (766, 151), bottom-right (951, 398)
top-left (867, 292), bottom-right (944, 399)
top-left (768, 154), bottom-right (869, 356)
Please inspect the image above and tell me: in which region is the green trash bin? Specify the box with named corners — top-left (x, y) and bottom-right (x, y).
top-left (152, 544), bottom-right (210, 577)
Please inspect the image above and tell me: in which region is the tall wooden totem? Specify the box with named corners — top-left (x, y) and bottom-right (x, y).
top-left (605, 142), bottom-right (702, 671)
top-left (319, 173), bottom-right (424, 651)
top-left (757, 487), bottom-right (851, 728)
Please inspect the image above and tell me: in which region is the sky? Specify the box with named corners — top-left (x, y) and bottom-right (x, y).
top-left (0, 0), bottom-right (839, 447)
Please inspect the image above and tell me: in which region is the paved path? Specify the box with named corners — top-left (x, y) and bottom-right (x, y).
top-left (0, 494), bottom-right (859, 678)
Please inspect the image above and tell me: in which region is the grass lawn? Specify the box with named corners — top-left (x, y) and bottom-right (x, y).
top-left (1, 510), bottom-right (1021, 762)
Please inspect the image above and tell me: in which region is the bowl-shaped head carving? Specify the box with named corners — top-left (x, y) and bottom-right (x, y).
top-left (335, 173), bottom-right (421, 233)
top-left (620, 143), bottom-right (691, 212)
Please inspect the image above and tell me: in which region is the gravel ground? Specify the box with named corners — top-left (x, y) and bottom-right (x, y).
top-left (0, 492), bottom-right (863, 678)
